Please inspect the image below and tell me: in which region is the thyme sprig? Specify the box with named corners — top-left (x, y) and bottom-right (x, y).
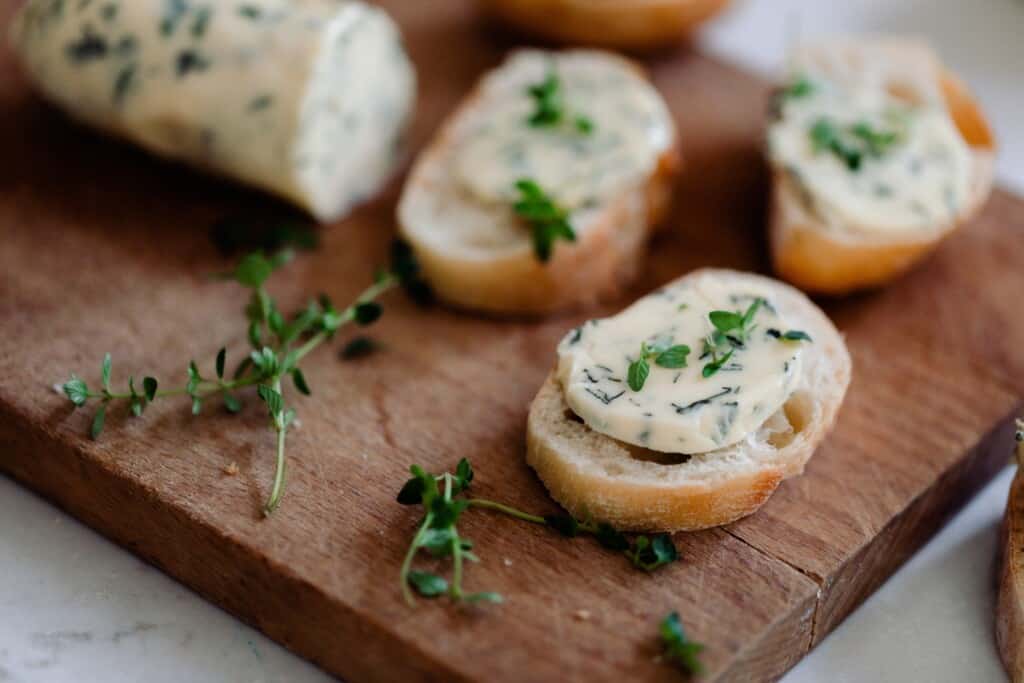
top-left (513, 178), bottom-right (577, 262)
top-left (809, 117), bottom-right (904, 171)
top-left (398, 459), bottom-right (679, 606)
top-left (627, 339), bottom-right (691, 392)
top-left (61, 241), bottom-right (424, 516)
top-left (701, 298), bottom-right (763, 378)
top-left (526, 69), bottom-right (594, 135)
top-left (660, 611), bottom-right (705, 675)
top-left (780, 75), bottom-right (814, 100)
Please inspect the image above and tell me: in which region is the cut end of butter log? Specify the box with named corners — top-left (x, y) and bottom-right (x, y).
top-left (9, 0), bottom-right (417, 222)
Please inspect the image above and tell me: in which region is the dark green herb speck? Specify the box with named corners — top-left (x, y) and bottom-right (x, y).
top-left (65, 27), bottom-right (108, 62)
top-left (176, 50), bottom-right (210, 77)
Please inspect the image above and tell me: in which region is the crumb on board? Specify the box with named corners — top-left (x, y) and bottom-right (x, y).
top-left (503, 558), bottom-right (513, 567)
top-left (222, 462), bottom-right (240, 476)
top-left (573, 609), bottom-right (591, 622)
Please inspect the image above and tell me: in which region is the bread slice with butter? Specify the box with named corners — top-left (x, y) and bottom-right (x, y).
top-left (997, 427), bottom-right (1024, 682)
top-left (398, 49), bottom-right (680, 316)
top-left (478, 0), bottom-right (730, 51)
top-left (767, 37), bottom-right (996, 296)
top-left (526, 268), bottom-right (850, 532)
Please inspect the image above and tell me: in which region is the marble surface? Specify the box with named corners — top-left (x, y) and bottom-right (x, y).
top-left (3, 1), bottom-right (1023, 681)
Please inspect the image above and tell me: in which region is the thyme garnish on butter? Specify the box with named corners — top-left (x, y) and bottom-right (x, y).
top-left (781, 75), bottom-right (814, 100)
top-left (513, 178), bottom-right (576, 262)
top-left (526, 69), bottom-right (594, 135)
top-left (701, 298), bottom-right (763, 378)
top-left (61, 241), bottom-right (425, 516)
top-left (810, 117), bottom-right (904, 171)
top-left (398, 459), bottom-right (679, 605)
top-left (628, 340), bottom-right (691, 391)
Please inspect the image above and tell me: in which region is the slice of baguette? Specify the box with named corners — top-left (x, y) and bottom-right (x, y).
top-left (526, 268), bottom-right (851, 532)
top-left (997, 434), bottom-right (1024, 682)
top-left (478, 0), bottom-right (730, 51)
top-left (398, 50), bottom-right (680, 316)
top-left (769, 38), bottom-right (997, 296)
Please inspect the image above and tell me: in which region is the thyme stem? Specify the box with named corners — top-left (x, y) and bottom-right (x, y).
top-left (466, 498), bottom-right (546, 525)
top-left (401, 514), bottom-right (433, 606)
top-left (263, 378), bottom-right (288, 516)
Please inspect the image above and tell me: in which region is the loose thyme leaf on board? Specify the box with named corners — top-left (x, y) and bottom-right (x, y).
top-left (660, 611), bottom-right (705, 675)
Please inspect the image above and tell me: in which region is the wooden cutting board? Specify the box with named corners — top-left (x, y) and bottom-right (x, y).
top-left (1, 2), bottom-right (1021, 681)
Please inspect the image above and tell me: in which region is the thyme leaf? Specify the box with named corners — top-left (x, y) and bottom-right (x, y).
top-left (628, 340), bottom-right (691, 391)
top-left (660, 611), bottom-right (704, 675)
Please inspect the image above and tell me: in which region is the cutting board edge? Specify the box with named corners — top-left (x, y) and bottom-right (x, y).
top-left (807, 403), bottom-right (1021, 644)
top-left (0, 398), bottom-right (473, 683)
top-left (3, 392), bottom-right (1018, 682)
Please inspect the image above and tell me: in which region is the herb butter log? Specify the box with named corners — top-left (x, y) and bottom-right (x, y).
top-left (527, 269), bottom-right (851, 531)
top-left (398, 49), bottom-right (680, 315)
top-left (767, 37), bottom-right (996, 295)
top-left (478, 0), bottom-right (730, 51)
top-left (9, 0), bottom-right (415, 222)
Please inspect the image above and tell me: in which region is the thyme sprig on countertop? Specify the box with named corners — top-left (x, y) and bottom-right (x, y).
top-left (397, 459), bottom-right (679, 605)
top-left (61, 240), bottom-right (425, 516)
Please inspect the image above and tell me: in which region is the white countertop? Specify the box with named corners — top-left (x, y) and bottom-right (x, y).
top-left (2, 1), bottom-right (1022, 681)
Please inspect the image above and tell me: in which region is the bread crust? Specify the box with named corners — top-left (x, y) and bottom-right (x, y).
top-left (769, 60), bottom-right (997, 296)
top-left (478, 0), bottom-right (730, 51)
top-left (998, 456), bottom-right (1024, 682)
top-left (525, 269), bottom-right (851, 531)
top-left (398, 51), bottom-right (681, 316)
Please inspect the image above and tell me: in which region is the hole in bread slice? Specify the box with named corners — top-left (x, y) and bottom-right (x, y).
top-left (564, 409), bottom-right (584, 424)
top-left (765, 390), bottom-right (814, 449)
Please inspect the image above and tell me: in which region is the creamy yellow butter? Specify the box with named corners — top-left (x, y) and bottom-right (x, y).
top-left (557, 272), bottom-right (804, 454)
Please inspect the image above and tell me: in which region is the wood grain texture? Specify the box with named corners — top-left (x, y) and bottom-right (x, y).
top-left (1, 2), bottom-right (1022, 681)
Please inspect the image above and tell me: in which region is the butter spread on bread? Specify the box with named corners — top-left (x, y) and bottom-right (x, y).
top-left (769, 75), bottom-right (972, 237)
top-left (9, 0), bottom-right (416, 221)
top-left (766, 38), bottom-right (996, 296)
top-left (557, 272), bottom-right (806, 454)
top-left (453, 55), bottom-right (673, 211)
